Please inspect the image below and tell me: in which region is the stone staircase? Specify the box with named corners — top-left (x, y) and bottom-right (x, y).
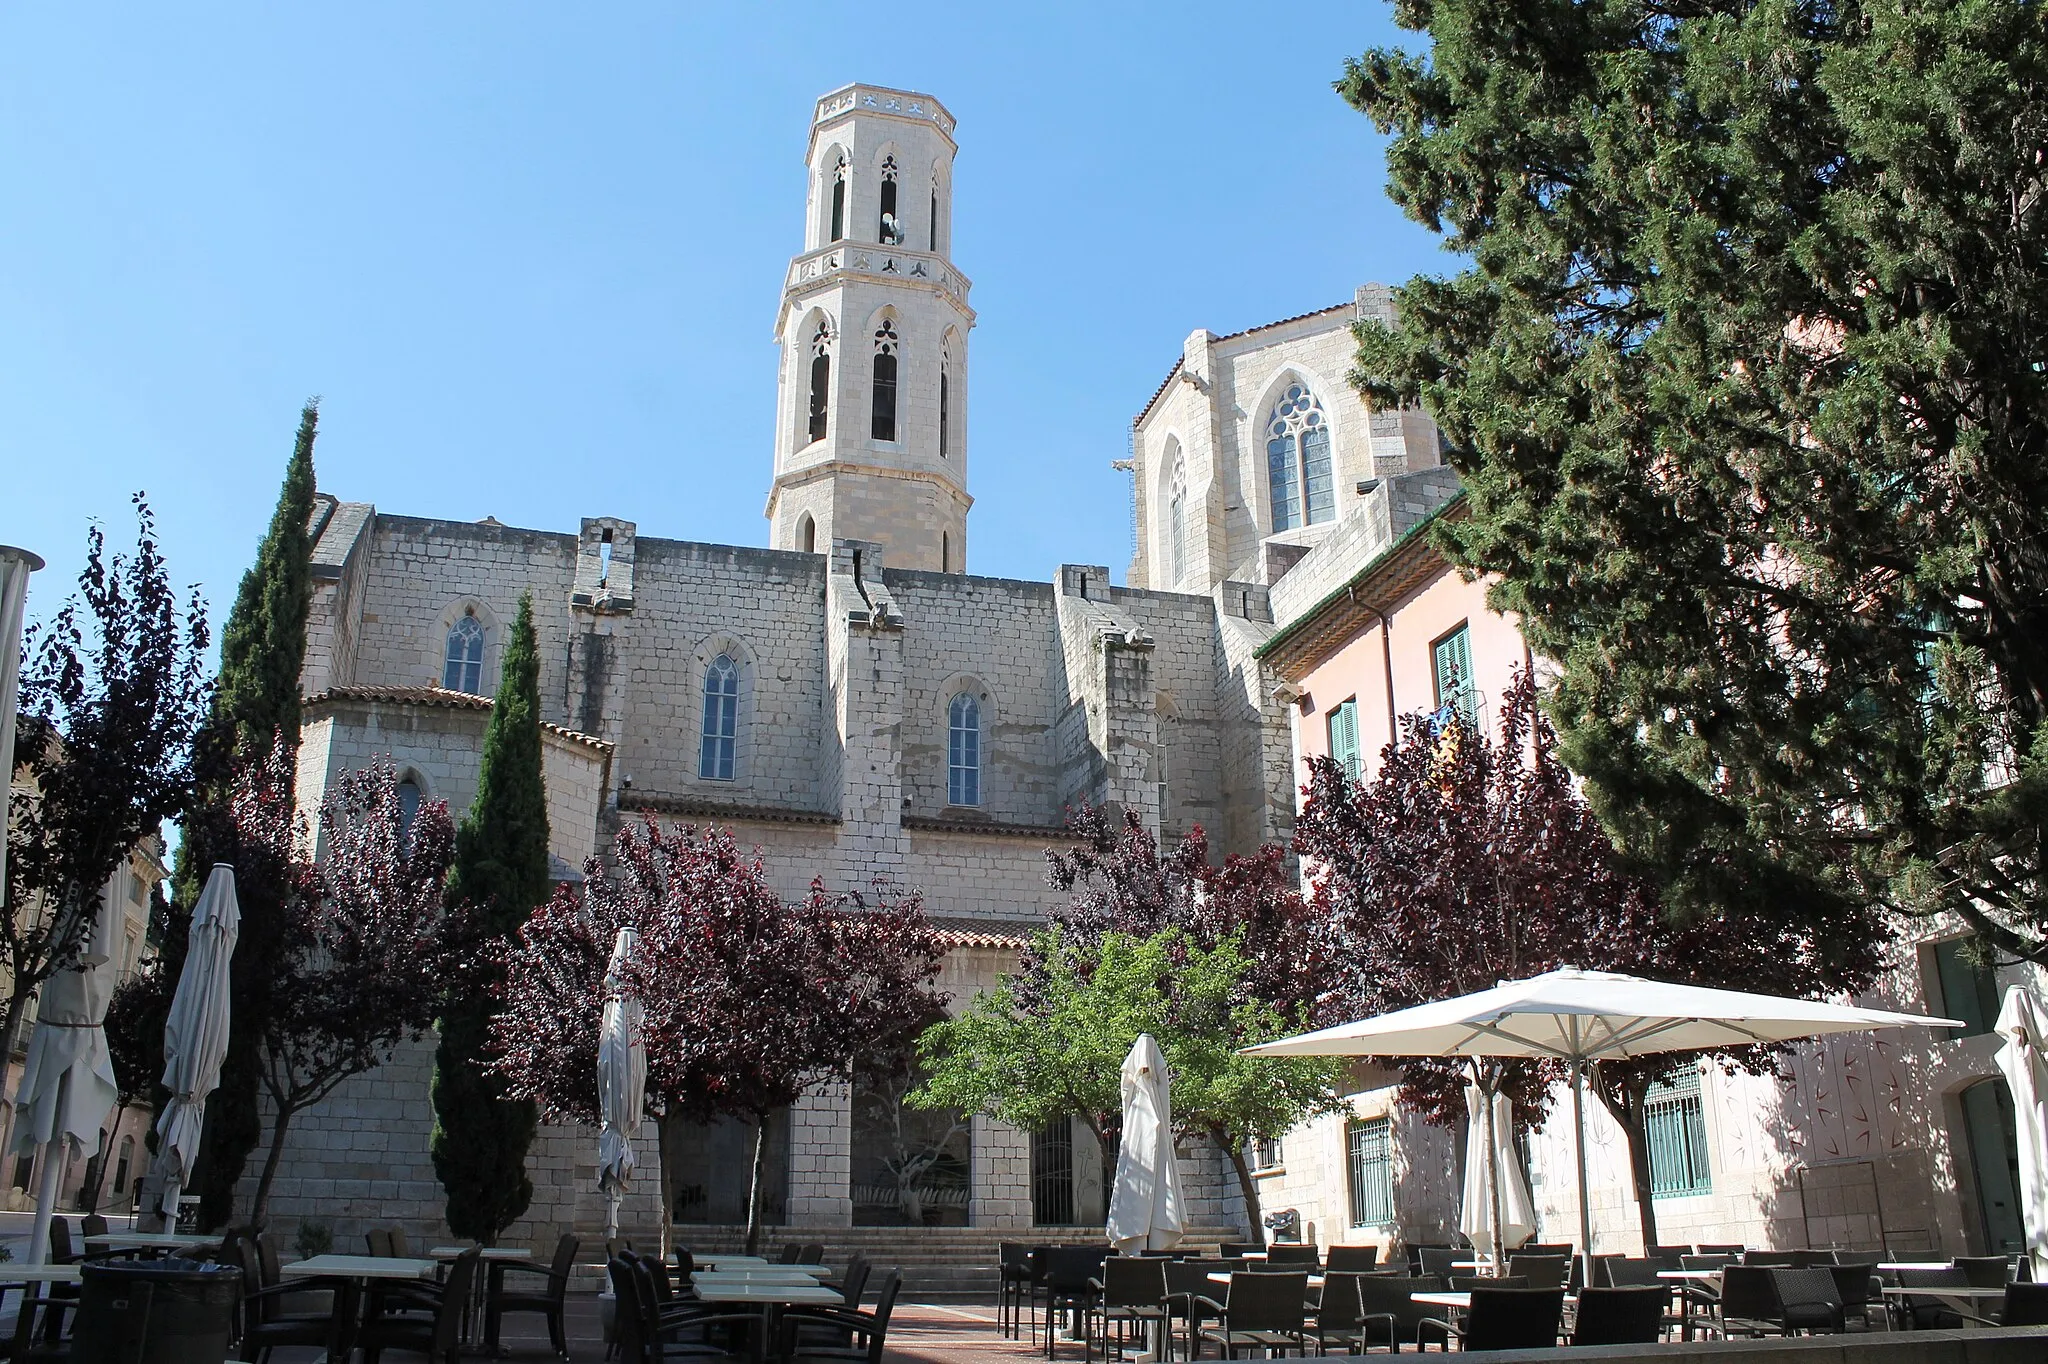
top-left (669, 1225), bottom-right (1248, 1301)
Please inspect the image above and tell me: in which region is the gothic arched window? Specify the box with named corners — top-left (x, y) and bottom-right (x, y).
top-left (443, 611), bottom-right (485, 693)
top-left (947, 692), bottom-right (981, 807)
top-left (929, 170), bottom-right (941, 252)
top-left (1265, 381), bottom-right (1335, 531)
top-left (939, 340), bottom-right (951, 459)
top-left (396, 774), bottom-right (424, 841)
top-left (799, 513), bottom-right (816, 554)
top-left (806, 320), bottom-right (832, 444)
top-left (829, 156), bottom-right (848, 242)
top-left (879, 156), bottom-right (902, 244)
top-left (871, 319), bottom-right (899, 441)
top-left (1168, 453), bottom-right (1189, 586)
top-left (700, 654), bottom-right (739, 781)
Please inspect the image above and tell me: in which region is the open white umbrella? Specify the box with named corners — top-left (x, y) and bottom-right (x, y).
top-left (1996, 985), bottom-right (2048, 1278)
top-left (1459, 1078), bottom-right (1535, 1270)
top-left (16, 877), bottom-right (121, 1265)
top-left (1107, 1033), bottom-right (1185, 1255)
top-left (1247, 967), bottom-right (1962, 1281)
top-left (149, 863), bottom-right (240, 1225)
top-left (598, 926), bottom-right (645, 1241)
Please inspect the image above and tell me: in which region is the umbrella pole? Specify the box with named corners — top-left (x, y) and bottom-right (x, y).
top-left (1474, 1061), bottom-right (1505, 1274)
top-left (1571, 1058), bottom-right (1594, 1290)
top-left (26, 1070), bottom-right (71, 1265)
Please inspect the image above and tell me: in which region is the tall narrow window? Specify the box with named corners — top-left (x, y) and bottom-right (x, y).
top-left (939, 341), bottom-right (951, 458)
top-left (1167, 454), bottom-right (1188, 586)
top-left (799, 514), bottom-right (816, 554)
top-left (829, 157), bottom-right (847, 242)
top-left (443, 611), bottom-right (485, 693)
top-left (1644, 1067), bottom-right (1712, 1197)
top-left (700, 654), bottom-right (739, 781)
top-left (941, 532), bottom-right (949, 573)
top-left (878, 156), bottom-right (901, 244)
top-left (948, 692), bottom-right (981, 806)
top-left (871, 319), bottom-right (899, 441)
top-left (806, 320), bottom-right (832, 443)
top-left (1432, 624), bottom-right (1476, 729)
top-left (929, 177), bottom-right (940, 252)
top-left (396, 775), bottom-right (423, 839)
top-left (1265, 381), bottom-right (1335, 531)
top-left (1347, 1117), bottom-right (1393, 1226)
top-left (1328, 699), bottom-right (1361, 782)
top-left (1933, 936), bottom-right (2001, 1036)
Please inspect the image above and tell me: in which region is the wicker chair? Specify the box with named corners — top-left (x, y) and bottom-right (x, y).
top-left (1573, 1286), bottom-right (1668, 1345)
top-left (1161, 1258), bottom-right (1228, 1360)
top-left (484, 1232), bottom-right (578, 1357)
top-left (1767, 1266), bottom-right (1845, 1335)
top-left (999, 1243), bottom-right (1036, 1339)
top-left (1194, 1271), bottom-right (1313, 1359)
top-left (1324, 1245), bottom-right (1380, 1273)
top-left (1957, 1256), bottom-right (2012, 1288)
top-left (1041, 1246), bottom-right (1111, 1359)
top-left (1417, 1286), bottom-right (1565, 1352)
top-left (1712, 1266), bottom-right (1784, 1337)
top-left (352, 1247), bottom-right (478, 1364)
top-left (1506, 1254), bottom-right (1570, 1290)
top-left (777, 1269), bottom-right (903, 1364)
top-left (1353, 1275), bottom-right (1440, 1354)
top-left (1999, 1282), bottom-right (2048, 1328)
top-left (1092, 1256), bottom-right (1168, 1361)
top-left (1264, 1244), bottom-right (1320, 1267)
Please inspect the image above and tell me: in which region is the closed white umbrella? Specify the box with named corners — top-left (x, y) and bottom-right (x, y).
top-left (1459, 1079), bottom-right (1535, 1270)
top-left (1996, 985), bottom-right (2048, 1279)
top-left (1247, 968), bottom-right (1961, 1281)
top-left (16, 877), bottom-right (121, 1265)
top-left (150, 863), bottom-right (240, 1225)
top-left (1106, 1033), bottom-right (1185, 1255)
top-left (598, 926), bottom-right (645, 1241)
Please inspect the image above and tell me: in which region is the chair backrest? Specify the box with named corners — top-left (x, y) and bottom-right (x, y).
top-left (1325, 1245), bottom-right (1379, 1272)
top-left (860, 1271), bottom-right (904, 1364)
top-left (1462, 1287), bottom-right (1567, 1352)
top-left (1696, 1243), bottom-right (1744, 1256)
top-left (999, 1242), bottom-right (1031, 1273)
top-left (1956, 1255), bottom-right (2011, 1288)
top-left (779, 1243), bottom-right (805, 1264)
top-left (546, 1233), bottom-right (579, 1300)
top-left (1573, 1286), bottom-right (1667, 1345)
top-left (1265, 1243), bottom-right (1320, 1266)
top-left (2001, 1281), bottom-right (2048, 1327)
top-left (433, 1249), bottom-right (481, 1351)
top-left (800, 1243), bottom-right (826, 1264)
top-left (1682, 1252), bottom-right (1736, 1271)
top-left (1165, 1258), bottom-right (1223, 1297)
top-left (1899, 1266), bottom-right (1969, 1289)
top-left (1646, 1244), bottom-right (1692, 1261)
top-left (1768, 1266), bottom-right (1842, 1326)
top-left (625, 1256), bottom-right (668, 1364)
top-left (1223, 1271), bottom-right (1306, 1333)
top-left (229, 1235), bottom-right (271, 1326)
top-left (1103, 1255), bottom-right (1169, 1308)
top-left (609, 1259), bottom-right (648, 1364)
top-left (672, 1247), bottom-right (695, 1279)
top-left (1827, 1262), bottom-right (1880, 1307)
top-left (1743, 1250), bottom-right (1794, 1267)
top-left (80, 1213), bottom-right (109, 1239)
top-left (1219, 1242), bottom-right (1262, 1259)
top-left (388, 1225), bottom-right (414, 1258)
top-left (366, 1228), bottom-right (394, 1257)
top-left (257, 1232), bottom-right (284, 1289)
top-left (48, 1218), bottom-right (75, 1264)
top-left (1602, 1258), bottom-right (1665, 1288)
top-left (839, 1255), bottom-right (873, 1309)
top-left (1454, 1274), bottom-right (1527, 1291)
top-left (1521, 1242), bottom-right (1573, 1260)
top-left (1357, 1275), bottom-right (1439, 1343)
top-left (1316, 1272), bottom-right (1369, 1331)
top-left (1507, 1254), bottom-right (1570, 1290)
top-left (1416, 1246), bottom-right (1461, 1278)
top-left (1044, 1244), bottom-right (1108, 1293)
top-left (1788, 1249), bottom-right (1837, 1268)
top-left (1718, 1265), bottom-right (1780, 1320)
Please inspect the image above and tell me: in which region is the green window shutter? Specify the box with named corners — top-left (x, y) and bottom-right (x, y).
top-left (1347, 1117), bottom-right (1393, 1226)
top-left (1433, 626), bottom-right (1476, 726)
top-left (1644, 1067), bottom-right (1712, 1198)
top-left (1328, 700), bottom-right (1360, 782)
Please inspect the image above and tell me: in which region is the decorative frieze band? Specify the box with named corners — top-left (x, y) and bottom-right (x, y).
top-left (784, 245), bottom-right (972, 306)
top-left (814, 85), bottom-right (956, 136)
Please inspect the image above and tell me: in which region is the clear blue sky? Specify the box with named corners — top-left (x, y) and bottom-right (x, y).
top-left (2, 4), bottom-right (1447, 642)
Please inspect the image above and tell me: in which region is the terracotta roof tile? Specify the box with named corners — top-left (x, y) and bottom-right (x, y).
top-left (302, 685), bottom-right (613, 751)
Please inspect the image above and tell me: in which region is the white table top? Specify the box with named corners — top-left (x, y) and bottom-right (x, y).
top-left (1880, 1283), bottom-right (2007, 1297)
top-left (692, 1281), bottom-right (844, 1305)
top-left (1879, 1262), bottom-right (1956, 1272)
top-left (695, 1269), bottom-right (830, 1284)
top-left (282, 1254), bottom-right (438, 1281)
top-left (698, 1255), bottom-right (771, 1267)
top-left (85, 1232), bottom-right (219, 1250)
top-left (1657, 1269), bottom-right (1725, 1281)
top-left (428, 1245), bottom-right (533, 1261)
top-left (1414, 1291), bottom-right (1471, 1309)
top-left (1206, 1271), bottom-right (1323, 1288)
top-left (0, 1265), bottom-right (83, 1283)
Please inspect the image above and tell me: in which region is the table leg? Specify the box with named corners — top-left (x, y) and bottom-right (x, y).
top-left (329, 1279), bottom-right (363, 1364)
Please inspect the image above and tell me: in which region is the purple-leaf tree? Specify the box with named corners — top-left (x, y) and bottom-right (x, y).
top-left (1294, 667), bottom-right (1886, 1247)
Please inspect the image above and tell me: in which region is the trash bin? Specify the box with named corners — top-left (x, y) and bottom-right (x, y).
top-left (73, 1257), bottom-right (242, 1364)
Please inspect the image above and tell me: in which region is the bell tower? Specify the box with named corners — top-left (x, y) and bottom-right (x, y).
top-left (766, 84), bottom-right (974, 573)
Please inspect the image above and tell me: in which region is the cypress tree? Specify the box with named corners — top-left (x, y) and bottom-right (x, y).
top-left (432, 591), bottom-right (548, 1241)
top-left (165, 400), bottom-right (320, 1227)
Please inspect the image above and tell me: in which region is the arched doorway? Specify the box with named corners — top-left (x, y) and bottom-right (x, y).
top-left (1958, 1077), bottom-right (2025, 1254)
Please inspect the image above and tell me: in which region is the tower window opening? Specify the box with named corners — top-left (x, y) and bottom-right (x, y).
top-left (799, 513), bottom-right (816, 554)
top-left (806, 320), bottom-right (832, 443)
top-left (939, 367), bottom-right (950, 459)
top-left (930, 176), bottom-right (940, 252)
top-left (871, 319), bottom-right (899, 441)
top-left (942, 531), bottom-right (950, 573)
top-left (598, 527), bottom-right (613, 586)
top-left (879, 156), bottom-right (902, 244)
top-left (829, 157), bottom-right (848, 242)
top-left (1266, 381), bottom-right (1335, 531)
top-left (1168, 454), bottom-right (1189, 587)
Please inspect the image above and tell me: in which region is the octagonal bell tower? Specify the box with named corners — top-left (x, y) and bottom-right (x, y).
top-left (766, 84), bottom-right (974, 573)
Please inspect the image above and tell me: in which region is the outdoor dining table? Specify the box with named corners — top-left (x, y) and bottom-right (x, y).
top-left (0, 1266), bottom-right (83, 1283)
top-left (696, 1268), bottom-right (831, 1283)
top-left (1206, 1271), bottom-right (1325, 1288)
top-left (1880, 1282), bottom-right (2009, 1328)
top-left (280, 1253), bottom-right (440, 1362)
top-left (698, 1255), bottom-right (774, 1269)
top-left (85, 1231), bottom-right (220, 1254)
top-left (429, 1244), bottom-right (532, 1343)
top-left (1656, 1269), bottom-right (1725, 1281)
top-left (692, 1279), bottom-right (846, 1364)
top-left (1879, 1261), bottom-right (1956, 1272)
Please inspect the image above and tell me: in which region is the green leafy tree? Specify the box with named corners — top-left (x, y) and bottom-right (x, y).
top-left (914, 927), bottom-right (1346, 1241)
top-left (1340, 3), bottom-right (2048, 960)
top-left (432, 592), bottom-right (549, 1242)
top-left (153, 400), bottom-right (319, 1226)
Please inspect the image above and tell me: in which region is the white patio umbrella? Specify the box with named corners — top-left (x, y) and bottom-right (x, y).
top-left (1995, 985), bottom-right (2048, 1278)
top-left (1107, 1033), bottom-right (1186, 1255)
top-left (150, 863), bottom-right (240, 1225)
top-left (1246, 967), bottom-right (1962, 1282)
top-left (16, 878), bottom-right (121, 1265)
top-left (598, 926), bottom-right (646, 1241)
top-left (1459, 1078), bottom-right (1535, 1271)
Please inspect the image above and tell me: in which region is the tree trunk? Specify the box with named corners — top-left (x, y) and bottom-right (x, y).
top-left (0, 989), bottom-right (31, 1114)
top-left (744, 1111), bottom-right (771, 1257)
top-left (657, 1109), bottom-right (683, 1262)
top-left (249, 1104), bottom-right (295, 1232)
top-left (82, 1112), bottom-right (121, 1213)
top-left (1217, 1128), bottom-right (1264, 1247)
top-left (1593, 1072), bottom-right (1658, 1251)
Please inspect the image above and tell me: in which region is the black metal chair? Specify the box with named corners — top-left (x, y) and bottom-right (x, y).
top-left (778, 1269), bottom-right (903, 1364)
top-left (483, 1231), bottom-right (578, 1357)
top-left (1697, 1243), bottom-right (1745, 1257)
top-left (1414, 1246), bottom-right (1460, 1279)
top-left (1195, 1271), bottom-right (1313, 1359)
top-left (999, 1243), bottom-right (1035, 1339)
top-left (1305, 1270), bottom-right (1370, 1352)
top-left (229, 1233), bottom-right (346, 1364)
top-left (1162, 1258), bottom-right (1227, 1360)
top-left (1956, 1255), bottom-right (2011, 1288)
top-left (1042, 1246), bottom-right (1111, 1359)
top-left (1743, 1250), bottom-right (1794, 1267)
top-left (1999, 1281), bottom-right (2048, 1327)
top-left (779, 1244), bottom-right (806, 1264)
top-left (1572, 1285), bottom-right (1668, 1345)
top-left (1264, 1244), bottom-right (1320, 1267)
top-left (1506, 1254), bottom-right (1569, 1290)
top-left (1767, 1267), bottom-right (1845, 1335)
top-left (1218, 1243), bottom-right (1262, 1259)
top-left (1324, 1245), bottom-right (1379, 1273)
top-left (1646, 1243), bottom-right (1693, 1261)
top-left (1353, 1275), bottom-right (1439, 1353)
top-left (1827, 1261), bottom-right (1882, 1330)
top-left (1416, 1286), bottom-right (1565, 1352)
top-left (609, 1255), bottom-right (748, 1364)
top-left (354, 1246), bottom-right (478, 1364)
top-left (1789, 1249), bottom-right (1838, 1268)
top-left (1712, 1265), bottom-right (1784, 1337)
top-left (1092, 1256), bottom-right (1169, 1361)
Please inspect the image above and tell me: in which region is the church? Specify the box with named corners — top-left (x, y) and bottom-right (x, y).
top-left (267, 83), bottom-right (1456, 1255)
